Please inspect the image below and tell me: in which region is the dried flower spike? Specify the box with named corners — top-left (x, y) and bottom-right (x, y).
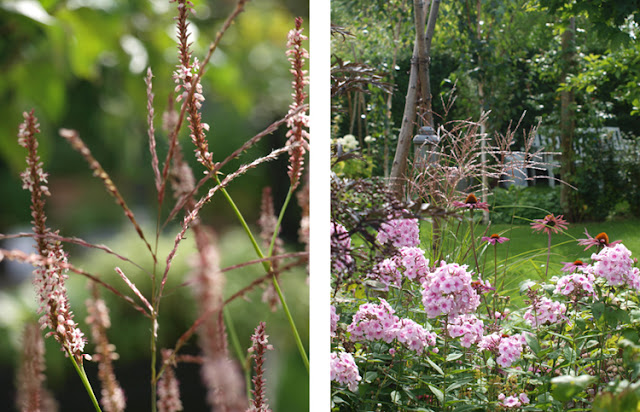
top-left (285, 17), bottom-right (309, 189)
top-left (247, 322), bottom-right (274, 412)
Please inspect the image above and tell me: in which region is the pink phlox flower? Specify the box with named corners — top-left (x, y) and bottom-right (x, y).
top-left (452, 193), bottom-right (489, 211)
top-left (331, 222), bottom-right (353, 274)
top-left (500, 395), bottom-right (522, 408)
top-left (554, 272), bottom-right (596, 299)
top-left (421, 261), bottom-right (480, 318)
top-left (592, 243), bottom-right (637, 289)
top-left (523, 297), bottom-right (567, 327)
top-left (330, 352), bottom-right (361, 392)
top-left (480, 332), bottom-right (526, 368)
top-left (392, 319), bottom-right (436, 354)
top-left (530, 214), bottom-right (569, 235)
top-left (577, 230), bottom-right (622, 251)
top-left (447, 314), bottom-right (484, 348)
top-left (376, 217), bottom-right (420, 248)
top-left (398, 247), bottom-right (430, 282)
top-left (481, 234), bottom-right (510, 245)
top-left (347, 299), bottom-right (398, 343)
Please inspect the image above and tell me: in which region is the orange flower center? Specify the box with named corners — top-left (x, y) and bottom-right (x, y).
top-left (595, 232), bottom-right (609, 245)
top-left (573, 260), bottom-right (583, 266)
top-left (490, 234), bottom-right (501, 239)
top-left (465, 193), bottom-right (478, 204)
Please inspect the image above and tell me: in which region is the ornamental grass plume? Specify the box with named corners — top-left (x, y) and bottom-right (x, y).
top-left (247, 322), bottom-right (274, 412)
top-left (16, 322), bottom-right (58, 412)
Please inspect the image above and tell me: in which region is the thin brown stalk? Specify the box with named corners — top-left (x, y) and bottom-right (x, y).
top-left (159, 145), bottom-right (296, 297)
top-left (0, 232), bottom-right (150, 277)
top-left (163, 105), bottom-right (307, 227)
top-left (0, 249), bottom-right (151, 318)
top-left (58, 129), bottom-right (156, 263)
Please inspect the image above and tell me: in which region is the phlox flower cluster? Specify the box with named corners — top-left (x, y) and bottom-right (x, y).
top-left (347, 299), bottom-right (398, 343)
top-left (447, 314), bottom-right (484, 348)
top-left (421, 262), bottom-right (481, 318)
top-left (331, 305), bottom-right (339, 337)
top-left (554, 272), bottom-right (596, 299)
top-left (398, 247), bottom-right (430, 282)
top-left (347, 299), bottom-right (437, 354)
top-left (367, 258), bottom-right (401, 291)
top-left (330, 351), bottom-right (361, 392)
top-left (331, 223), bottom-right (353, 274)
top-left (479, 332), bottom-right (527, 368)
top-left (498, 393), bottom-right (530, 408)
top-left (376, 217), bottom-right (420, 248)
top-left (367, 247), bottom-right (429, 290)
top-left (523, 297), bottom-right (567, 327)
top-left (591, 243), bottom-right (640, 290)
top-left (392, 319), bottom-right (437, 354)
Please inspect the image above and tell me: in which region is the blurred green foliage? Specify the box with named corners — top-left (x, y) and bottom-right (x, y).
top-left (0, 0), bottom-right (308, 234)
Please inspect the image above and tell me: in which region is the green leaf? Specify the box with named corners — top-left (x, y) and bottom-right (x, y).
top-left (592, 301), bottom-right (605, 320)
top-left (428, 384), bottom-right (444, 404)
top-left (586, 84), bottom-right (596, 93)
top-left (424, 358), bottom-right (444, 375)
top-left (524, 333), bottom-right (541, 355)
top-left (551, 375), bottom-right (596, 402)
top-left (364, 371), bottom-right (378, 383)
top-left (446, 352), bottom-right (463, 362)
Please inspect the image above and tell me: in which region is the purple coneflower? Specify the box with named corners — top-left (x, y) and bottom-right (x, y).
top-left (530, 214), bottom-right (569, 235)
top-left (577, 230), bottom-right (621, 251)
top-left (452, 193), bottom-right (489, 211)
top-left (560, 259), bottom-right (586, 273)
top-left (481, 234), bottom-right (509, 245)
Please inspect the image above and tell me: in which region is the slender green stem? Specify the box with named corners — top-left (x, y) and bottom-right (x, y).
top-left (268, 187), bottom-right (294, 256)
top-left (214, 175), bottom-right (308, 372)
top-left (545, 232), bottom-right (551, 281)
top-left (469, 210), bottom-right (480, 273)
top-left (68, 353), bottom-right (102, 412)
top-left (272, 274), bottom-right (309, 371)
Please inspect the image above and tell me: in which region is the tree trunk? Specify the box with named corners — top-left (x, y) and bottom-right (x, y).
top-left (388, 0), bottom-right (439, 197)
top-left (560, 17), bottom-right (576, 219)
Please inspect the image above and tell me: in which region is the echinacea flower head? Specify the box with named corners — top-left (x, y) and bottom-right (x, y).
top-left (530, 214), bottom-right (568, 235)
top-left (452, 193), bottom-right (489, 211)
top-left (481, 234), bottom-right (509, 245)
top-left (577, 229), bottom-right (622, 251)
top-left (560, 259), bottom-right (586, 273)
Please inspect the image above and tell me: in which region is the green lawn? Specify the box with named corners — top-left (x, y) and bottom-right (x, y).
top-left (420, 218), bottom-right (640, 307)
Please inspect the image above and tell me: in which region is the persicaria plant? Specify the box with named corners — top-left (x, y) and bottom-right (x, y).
top-left (2, 1), bottom-right (309, 411)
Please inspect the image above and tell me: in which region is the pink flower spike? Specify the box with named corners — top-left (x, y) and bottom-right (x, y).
top-left (530, 213), bottom-right (568, 235)
top-left (115, 267), bottom-right (153, 314)
top-left (481, 234), bottom-right (509, 245)
top-left (452, 193), bottom-right (489, 211)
